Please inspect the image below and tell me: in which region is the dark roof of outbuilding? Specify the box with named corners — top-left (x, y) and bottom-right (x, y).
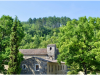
top-left (19, 48), bottom-right (47, 55)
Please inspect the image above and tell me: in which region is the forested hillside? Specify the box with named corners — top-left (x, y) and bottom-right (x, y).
top-left (1, 15), bottom-right (100, 74)
top-left (19, 16), bottom-right (75, 49)
top-left (0, 15), bottom-right (74, 73)
top-left (19, 16), bottom-right (100, 74)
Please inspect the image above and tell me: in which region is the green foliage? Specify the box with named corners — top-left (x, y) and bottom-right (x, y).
top-left (0, 53), bottom-right (5, 73)
top-left (2, 14), bottom-right (100, 74)
top-left (7, 16), bottom-right (24, 74)
top-left (0, 15), bottom-right (13, 73)
top-left (67, 62), bottom-right (81, 74)
top-left (57, 16), bottom-right (100, 74)
top-left (0, 15), bottom-right (13, 36)
top-left (25, 16), bottom-right (72, 29)
top-left (20, 33), bottom-right (33, 46)
top-left (0, 15), bottom-right (69, 74)
top-left (28, 18), bottom-right (32, 24)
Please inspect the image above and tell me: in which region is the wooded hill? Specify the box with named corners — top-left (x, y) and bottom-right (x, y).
top-left (1, 15), bottom-right (100, 74)
top-left (19, 16), bottom-right (76, 49)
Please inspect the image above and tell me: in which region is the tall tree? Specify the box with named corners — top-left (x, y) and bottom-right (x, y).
top-left (35, 18), bottom-right (44, 36)
top-left (42, 17), bottom-right (47, 26)
top-left (57, 16), bottom-right (100, 75)
top-left (28, 18), bottom-right (32, 24)
top-left (7, 16), bottom-right (24, 74)
top-left (56, 17), bottom-right (60, 28)
top-left (0, 15), bottom-right (13, 51)
top-left (32, 18), bottom-right (36, 24)
top-left (0, 15), bottom-right (13, 73)
top-left (46, 16), bottom-right (53, 28)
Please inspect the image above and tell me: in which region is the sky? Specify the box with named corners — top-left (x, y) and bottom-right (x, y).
top-left (0, 1), bottom-right (100, 22)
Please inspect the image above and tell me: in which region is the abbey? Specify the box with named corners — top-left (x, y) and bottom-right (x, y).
top-left (19, 44), bottom-right (68, 74)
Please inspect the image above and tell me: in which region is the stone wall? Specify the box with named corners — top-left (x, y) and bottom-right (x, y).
top-left (20, 57), bottom-right (47, 74)
top-left (23, 55), bottom-right (47, 60)
top-left (55, 49), bottom-right (59, 59)
top-left (47, 46), bottom-right (56, 60)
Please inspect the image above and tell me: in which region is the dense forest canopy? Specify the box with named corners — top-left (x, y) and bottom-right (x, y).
top-left (19, 16), bottom-right (73, 49)
top-left (1, 15), bottom-right (100, 74)
top-left (0, 15), bottom-right (73, 73)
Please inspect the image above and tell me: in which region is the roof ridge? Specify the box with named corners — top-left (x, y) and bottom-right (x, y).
top-left (19, 48), bottom-right (47, 50)
top-left (19, 48), bottom-right (47, 55)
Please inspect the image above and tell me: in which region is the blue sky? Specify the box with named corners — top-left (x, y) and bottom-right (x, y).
top-left (0, 1), bottom-right (100, 22)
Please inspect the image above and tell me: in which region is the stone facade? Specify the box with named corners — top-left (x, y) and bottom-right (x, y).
top-left (47, 44), bottom-right (59, 60)
top-left (20, 57), bottom-right (47, 74)
top-left (19, 44), bottom-right (67, 74)
top-left (23, 55), bottom-right (47, 59)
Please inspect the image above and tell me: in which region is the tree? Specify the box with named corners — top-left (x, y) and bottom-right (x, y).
top-left (57, 16), bottom-right (100, 75)
top-left (42, 17), bottom-right (47, 26)
top-left (33, 35), bottom-right (41, 48)
top-left (35, 18), bottom-right (45, 36)
top-left (46, 16), bottom-right (53, 28)
top-left (0, 15), bottom-right (13, 73)
top-left (32, 18), bottom-right (36, 24)
top-left (0, 15), bottom-right (13, 51)
top-left (20, 33), bottom-right (33, 46)
top-left (56, 17), bottom-right (60, 27)
top-left (67, 62), bottom-right (79, 74)
top-left (28, 18), bottom-right (32, 24)
top-left (7, 16), bottom-right (24, 74)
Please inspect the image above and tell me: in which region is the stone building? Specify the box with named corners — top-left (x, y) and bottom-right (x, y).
top-left (19, 44), bottom-right (68, 74)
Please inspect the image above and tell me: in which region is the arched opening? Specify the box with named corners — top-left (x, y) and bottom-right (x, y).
top-left (50, 47), bottom-right (52, 50)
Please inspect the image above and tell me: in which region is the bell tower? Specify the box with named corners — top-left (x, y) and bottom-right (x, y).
top-left (47, 44), bottom-right (56, 60)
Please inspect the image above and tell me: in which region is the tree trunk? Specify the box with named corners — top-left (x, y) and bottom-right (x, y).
top-left (83, 63), bottom-right (87, 75)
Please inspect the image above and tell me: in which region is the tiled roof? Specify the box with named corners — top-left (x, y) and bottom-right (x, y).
top-left (19, 48), bottom-right (47, 55)
top-left (33, 57), bottom-right (65, 63)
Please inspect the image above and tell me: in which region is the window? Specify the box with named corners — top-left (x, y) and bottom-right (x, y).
top-left (35, 64), bottom-right (39, 71)
top-left (50, 47), bottom-right (52, 50)
top-left (22, 64), bottom-right (26, 70)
